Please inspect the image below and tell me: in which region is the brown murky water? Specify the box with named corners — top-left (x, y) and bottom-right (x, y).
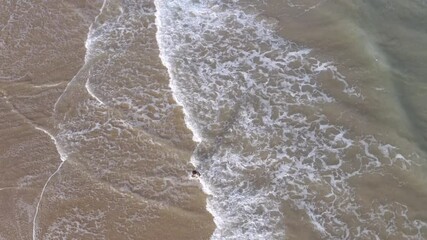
top-left (1, 0), bottom-right (427, 239)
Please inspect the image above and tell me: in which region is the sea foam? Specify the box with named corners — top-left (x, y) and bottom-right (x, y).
top-left (154, 0), bottom-right (422, 239)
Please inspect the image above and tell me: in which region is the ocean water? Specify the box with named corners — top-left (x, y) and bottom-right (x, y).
top-left (1, 0), bottom-right (427, 239)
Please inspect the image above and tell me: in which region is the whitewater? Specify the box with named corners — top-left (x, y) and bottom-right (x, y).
top-left (154, 0), bottom-right (427, 239)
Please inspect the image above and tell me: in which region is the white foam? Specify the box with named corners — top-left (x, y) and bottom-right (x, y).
top-left (34, 127), bottom-right (67, 162)
top-left (0, 187), bottom-right (20, 191)
top-left (32, 127), bottom-right (68, 240)
top-left (53, 0), bottom-right (107, 111)
top-left (32, 161), bottom-right (65, 240)
top-left (154, 1), bottom-right (203, 144)
top-left (85, 76), bottom-right (104, 105)
top-left (153, 0), bottom-right (421, 239)
top-left (32, 82), bottom-right (64, 88)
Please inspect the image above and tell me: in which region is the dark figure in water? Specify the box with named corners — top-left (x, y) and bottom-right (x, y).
top-left (191, 170), bottom-right (201, 177)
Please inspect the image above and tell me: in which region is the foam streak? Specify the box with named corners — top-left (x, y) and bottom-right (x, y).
top-left (31, 127), bottom-right (68, 240)
top-left (31, 161), bottom-right (65, 240)
top-left (32, 2), bottom-right (107, 238)
top-left (53, 0), bottom-right (107, 111)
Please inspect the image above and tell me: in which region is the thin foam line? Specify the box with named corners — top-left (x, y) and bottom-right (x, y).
top-left (0, 187), bottom-right (20, 191)
top-left (32, 161), bottom-right (65, 240)
top-left (30, 1), bottom-right (108, 236)
top-left (85, 73), bottom-right (104, 105)
top-left (31, 127), bottom-right (68, 240)
top-left (53, 0), bottom-right (107, 111)
top-left (34, 127), bottom-right (67, 162)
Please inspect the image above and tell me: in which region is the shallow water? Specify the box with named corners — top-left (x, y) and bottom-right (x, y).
top-left (1, 1), bottom-right (213, 239)
top-left (1, 0), bottom-right (427, 239)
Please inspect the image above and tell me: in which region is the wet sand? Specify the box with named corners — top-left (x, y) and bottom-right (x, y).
top-left (1, 0), bottom-right (214, 239)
